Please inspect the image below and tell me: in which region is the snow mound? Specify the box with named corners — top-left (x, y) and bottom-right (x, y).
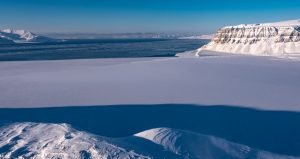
top-left (0, 123), bottom-right (150, 159)
top-left (135, 128), bottom-right (297, 159)
top-left (0, 29), bottom-right (55, 43)
top-left (198, 19), bottom-right (300, 59)
top-left (0, 123), bottom-right (298, 159)
top-left (175, 49), bottom-right (199, 57)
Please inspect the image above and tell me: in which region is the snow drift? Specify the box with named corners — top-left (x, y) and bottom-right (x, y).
top-left (0, 123), bottom-right (150, 159)
top-left (197, 19), bottom-right (300, 58)
top-left (0, 123), bottom-right (297, 159)
top-left (136, 128), bottom-right (298, 159)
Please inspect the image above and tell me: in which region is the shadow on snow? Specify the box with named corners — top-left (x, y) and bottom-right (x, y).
top-left (0, 104), bottom-right (299, 156)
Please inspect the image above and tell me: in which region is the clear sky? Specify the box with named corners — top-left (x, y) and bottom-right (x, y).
top-left (1, 0), bottom-right (300, 34)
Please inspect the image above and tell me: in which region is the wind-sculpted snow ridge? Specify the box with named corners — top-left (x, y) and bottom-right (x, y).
top-left (0, 29), bottom-right (55, 43)
top-left (136, 128), bottom-right (298, 159)
top-left (0, 123), bottom-right (298, 159)
top-left (197, 19), bottom-right (300, 59)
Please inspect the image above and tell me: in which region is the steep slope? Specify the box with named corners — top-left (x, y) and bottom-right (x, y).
top-left (197, 19), bottom-right (300, 58)
top-left (0, 123), bottom-right (298, 159)
top-left (0, 29), bottom-right (55, 43)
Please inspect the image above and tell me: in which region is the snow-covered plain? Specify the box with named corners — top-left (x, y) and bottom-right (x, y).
top-left (1, 40), bottom-right (300, 158)
top-left (0, 122), bottom-right (297, 159)
top-left (0, 52), bottom-right (300, 111)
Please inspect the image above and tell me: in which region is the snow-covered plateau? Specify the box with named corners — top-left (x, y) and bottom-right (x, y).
top-left (197, 19), bottom-right (300, 58)
top-left (0, 29), bottom-right (55, 43)
top-left (0, 122), bottom-right (297, 159)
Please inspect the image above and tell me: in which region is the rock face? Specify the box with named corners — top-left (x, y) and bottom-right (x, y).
top-left (198, 19), bottom-right (300, 58)
top-left (0, 29), bottom-right (56, 43)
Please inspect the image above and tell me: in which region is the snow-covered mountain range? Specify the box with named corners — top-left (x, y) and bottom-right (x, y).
top-left (0, 122), bottom-right (297, 159)
top-left (44, 32), bottom-right (209, 40)
top-left (197, 19), bottom-right (300, 58)
top-left (0, 29), bottom-right (55, 43)
top-left (179, 34), bottom-right (215, 40)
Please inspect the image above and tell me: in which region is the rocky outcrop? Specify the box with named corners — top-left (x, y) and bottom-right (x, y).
top-left (198, 20), bottom-right (300, 59)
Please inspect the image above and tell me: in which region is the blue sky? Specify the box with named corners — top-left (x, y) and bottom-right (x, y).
top-left (1, 0), bottom-right (300, 34)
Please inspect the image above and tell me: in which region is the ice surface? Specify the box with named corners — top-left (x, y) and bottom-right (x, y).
top-left (0, 53), bottom-right (300, 111)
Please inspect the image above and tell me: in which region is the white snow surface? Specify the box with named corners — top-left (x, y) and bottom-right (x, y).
top-left (0, 54), bottom-right (300, 111)
top-left (222, 19), bottom-right (300, 28)
top-left (198, 19), bottom-right (300, 58)
top-left (0, 122), bottom-right (297, 159)
top-left (0, 122), bottom-right (150, 159)
top-left (135, 128), bottom-right (298, 159)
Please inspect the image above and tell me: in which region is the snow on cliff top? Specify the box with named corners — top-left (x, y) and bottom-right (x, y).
top-left (223, 19), bottom-right (300, 28)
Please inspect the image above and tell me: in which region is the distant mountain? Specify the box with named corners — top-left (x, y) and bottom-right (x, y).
top-left (0, 29), bottom-right (57, 43)
top-left (179, 34), bottom-right (215, 40)
top-left (43, 32), bottom-right (204, 39)
top-left (197, 19), bottom-right (300, 58)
